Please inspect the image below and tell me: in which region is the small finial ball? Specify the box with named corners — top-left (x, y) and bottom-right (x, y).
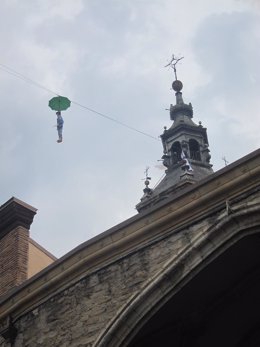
top-left (172, 80), bottom-right (183, 92)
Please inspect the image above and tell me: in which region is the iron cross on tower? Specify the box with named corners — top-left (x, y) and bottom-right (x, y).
top-left (165, 54), bottom-right (184, 80)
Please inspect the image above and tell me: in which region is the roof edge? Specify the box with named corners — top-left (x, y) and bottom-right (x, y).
top-left (0, 148), bottom-right (260, 323)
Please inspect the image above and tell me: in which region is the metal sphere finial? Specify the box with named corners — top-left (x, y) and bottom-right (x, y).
top-left (172, 79), bottom-right (183, 92)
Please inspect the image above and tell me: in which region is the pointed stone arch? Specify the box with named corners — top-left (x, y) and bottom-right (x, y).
top-left (94, 201), bottom-right (260, 347)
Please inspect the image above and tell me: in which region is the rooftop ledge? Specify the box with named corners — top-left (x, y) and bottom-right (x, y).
top-left (0, 148), bottom-right (260, 325)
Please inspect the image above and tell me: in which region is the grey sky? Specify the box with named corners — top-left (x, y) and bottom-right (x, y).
top-left (0, 0), bottom-right (259, 257)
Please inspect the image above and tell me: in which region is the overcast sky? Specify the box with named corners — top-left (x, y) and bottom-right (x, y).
top-left (0, 0), bottom-right (259, 257)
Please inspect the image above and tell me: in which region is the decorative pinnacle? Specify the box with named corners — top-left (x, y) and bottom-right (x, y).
top-left (143, 167), bottom-right (151, 187)
top-left (142, 167), bottom-right (152, 195)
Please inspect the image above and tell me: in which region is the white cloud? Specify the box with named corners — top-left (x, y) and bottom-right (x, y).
top-left (0, 0), bottom-right (259, 257)
top-left (25, 0), bottom-right (85, 26)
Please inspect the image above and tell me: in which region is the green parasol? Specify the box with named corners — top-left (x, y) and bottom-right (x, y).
top-left (48, 95), bottom-right (71, 112)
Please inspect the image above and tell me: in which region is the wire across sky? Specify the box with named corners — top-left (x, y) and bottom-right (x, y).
top-left (0, 62), bottom-right (160, 141)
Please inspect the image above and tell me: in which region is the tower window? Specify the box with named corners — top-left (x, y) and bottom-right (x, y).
top-left (171, 141), bottom-right (182, 164)
top-left (189, 139), bottom-right (201, 161)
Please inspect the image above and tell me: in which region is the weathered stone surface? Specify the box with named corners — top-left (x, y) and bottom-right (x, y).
top-left (1, 150), bottom-right (260, 347)
top-left (0, 201), bottom-right (248, 345)
top-left (0, 217), bottom-right (207, 345)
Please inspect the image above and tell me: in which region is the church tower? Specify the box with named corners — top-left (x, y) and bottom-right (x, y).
top-left (136, 58), bottom-right (213, 212)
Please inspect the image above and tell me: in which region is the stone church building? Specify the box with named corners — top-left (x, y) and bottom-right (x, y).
top-left (0, 74), bottom-right (260, 347)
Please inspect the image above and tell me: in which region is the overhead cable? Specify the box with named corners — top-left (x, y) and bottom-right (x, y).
top-left (0, 62), bottom-right (160, 141)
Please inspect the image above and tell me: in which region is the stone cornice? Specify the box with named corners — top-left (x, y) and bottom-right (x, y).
top-left (161, 123), bottom-right (208, 143)
top-left (0, 197), bottom-right (37, 239)
top-left (0, 149), bottom-right (260, 325)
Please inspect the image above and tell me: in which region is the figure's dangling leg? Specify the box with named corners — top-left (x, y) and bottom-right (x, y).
top-left (57, 127), bottom-right (63, 143)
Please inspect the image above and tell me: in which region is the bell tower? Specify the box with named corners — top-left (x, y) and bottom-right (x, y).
top-left (136, 56), bottom-right (213, 212)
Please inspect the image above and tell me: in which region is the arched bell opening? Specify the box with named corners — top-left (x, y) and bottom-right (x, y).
top-left (171, 141), bottom-right (182, 164)
top-left (189, 139), bottom-right (201, 161)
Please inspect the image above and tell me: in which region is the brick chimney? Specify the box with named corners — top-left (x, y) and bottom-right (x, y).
top-left (0, 197), bottom-right (37, 297)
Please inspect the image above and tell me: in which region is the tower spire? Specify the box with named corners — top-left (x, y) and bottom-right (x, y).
top-left (136, 55), bottom-right (213, 213)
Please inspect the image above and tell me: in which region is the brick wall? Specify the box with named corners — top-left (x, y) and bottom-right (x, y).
top-left (0, 197), bottom-right (36, 298)
top-left (0, 227), bottom-right (29, 297)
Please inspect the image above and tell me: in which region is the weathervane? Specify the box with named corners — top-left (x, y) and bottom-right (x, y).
top-left (143, 167), bottom-right (151, 183)
top-left (142, 167), bottom-right (152, 196)
top-left (165, 54), bottom-right (184, 80)
top-left (222, 156), bottom-right (229, 166)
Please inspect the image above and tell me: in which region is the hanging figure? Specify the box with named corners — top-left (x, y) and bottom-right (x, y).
top-left (56, 111), bottom-right (64, 143)
top-left (48, 95), bottom-right (71, 143)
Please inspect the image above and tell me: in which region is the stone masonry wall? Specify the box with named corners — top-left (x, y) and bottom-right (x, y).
top-left (1, 214), bottom-right (216, 347)
top-left (0, 226), bottom-right (29, 297)
top-left (1, 189), bottom-right (259, 347)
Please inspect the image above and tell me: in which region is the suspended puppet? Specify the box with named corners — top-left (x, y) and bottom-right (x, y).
top-left (48, 96), bottom-right (71, 143)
